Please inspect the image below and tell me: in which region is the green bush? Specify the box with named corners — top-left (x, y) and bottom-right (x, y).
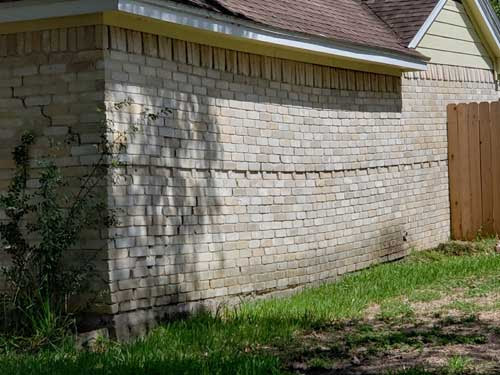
top-left (0, 100), bottom-right (170, 348)
top-left (491, 0), bottom-right (500, 18)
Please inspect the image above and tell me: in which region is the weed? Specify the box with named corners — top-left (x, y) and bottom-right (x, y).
top-left (464, 276), bottom-right (500, 297)
top-left (377, 301), bottom-right (415, 321)
top-left (408, 290), bottom-right (441, 303)
top-left (307, 356), bottom-right (333, 370)
top-left (386, 367), bottom-right (434, 375)
top-left (446, 355), bottom-right (472, 375)
top-left (436, 239), bottom-right (496, 256)
top-left (444, 301), bottom-right (481, 314)
top-left (438, 314), bottom-right (478, 326)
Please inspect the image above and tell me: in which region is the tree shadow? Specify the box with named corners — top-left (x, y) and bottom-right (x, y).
top-left (3, 309), bottom-right (500, 375)
top-left (101, 58), bottom-right (447, 339)
top-left (284, 314), bottom-right (500, 375)
top-left (104, 84), bottom-right (227, 337)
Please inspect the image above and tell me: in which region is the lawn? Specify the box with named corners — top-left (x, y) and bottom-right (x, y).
top-left (1, 240), bottom-right (499, 375)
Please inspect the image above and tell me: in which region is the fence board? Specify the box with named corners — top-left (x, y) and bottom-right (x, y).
top-left (468, 102), bottom-right (482, 239)
top-left (447, 104), bottom-right (461, 239)
top-left (491, 102), bottom-right (500, 234)
top-left (457, 104), bottom-right (473, 239)
top-left (479, 102), bottom-right (493, 234)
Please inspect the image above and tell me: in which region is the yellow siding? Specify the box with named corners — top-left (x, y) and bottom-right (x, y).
top-left (417, 0), bottom-right (494, 70)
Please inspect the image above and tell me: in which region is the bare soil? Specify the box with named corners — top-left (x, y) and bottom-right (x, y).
top-left (284, 281), bottom-right (500, 374)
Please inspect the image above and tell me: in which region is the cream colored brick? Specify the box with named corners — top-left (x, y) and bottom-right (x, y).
top-left (4, 28), bottom-right (499, 340)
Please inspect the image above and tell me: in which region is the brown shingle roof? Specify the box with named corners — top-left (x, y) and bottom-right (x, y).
top-left (172, 0), bottom-right (427, 59)
top-left (0, 0), bottom-right (440, 60)
top-left (363, 0), bottom-right (439, 46)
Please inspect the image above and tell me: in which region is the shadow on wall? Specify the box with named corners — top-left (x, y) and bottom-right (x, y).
top-left (106, 88), bottom-right (226, 336)
top-left (0, 46), bottom-right (112, 331)
top-left (376, 225), bottom-right (408, 264)
top-left (160, 92), bottom-right (226, 313)
top-left (105, 65), bottom-right (410, 337)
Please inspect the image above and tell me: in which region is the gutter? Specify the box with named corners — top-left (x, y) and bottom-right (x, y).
top-left (0, 0), bottom-right (428, 71)
top-left (469, 0), bottom-right (500, 77)
top-left (474, 0), bottom-right (500, 51)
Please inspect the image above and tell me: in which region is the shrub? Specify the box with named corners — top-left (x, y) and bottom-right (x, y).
top-left (0, 100), bottom-right (170, 347)
top-left (491, 0), bottom-right (500, 19)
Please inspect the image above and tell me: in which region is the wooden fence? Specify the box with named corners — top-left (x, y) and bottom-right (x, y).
top-left (447, 101), bottom-right (500, 240)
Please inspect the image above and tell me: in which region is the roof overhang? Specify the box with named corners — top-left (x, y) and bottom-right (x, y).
top-left (0, 0), bottom-right (428, 73)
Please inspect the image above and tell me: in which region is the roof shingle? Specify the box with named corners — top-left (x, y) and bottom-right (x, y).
top-left (172, 0), bottom-right (427, 58)
top-left (363, 0), bottom-right (439, 46)
top-left (0, 0), bottom-right (441, 60)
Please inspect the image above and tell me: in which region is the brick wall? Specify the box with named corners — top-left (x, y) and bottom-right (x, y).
top-left (1, 25), bottom-right (499, 339)
top-left (0, 28), bottom-right (110, 314)
top-left (402, 68), bottom-right (499, 166)
top-left (101, 28), bottom-right (499, 338)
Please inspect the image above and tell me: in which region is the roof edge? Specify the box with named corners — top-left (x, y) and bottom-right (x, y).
top-left (0, 0), bottom-right (429, 71)
top-left (119, 0), bottom-right (429, 70)
top-left (408, 0), bottom-right (500, 57)
top-left (408, 0), bottom-right (447, 48)
top-left (472, 0), bottom-right (500, 53)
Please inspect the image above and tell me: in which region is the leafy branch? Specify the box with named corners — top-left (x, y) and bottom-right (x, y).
top-left (0, 99), bottom-right (171, 344)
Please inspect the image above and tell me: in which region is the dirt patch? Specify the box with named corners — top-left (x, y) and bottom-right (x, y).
top-left (284, 284), bottom-right (500, 375)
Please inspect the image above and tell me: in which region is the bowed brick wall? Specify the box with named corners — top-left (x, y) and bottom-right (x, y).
top-left (101, 27), bottom-right (497, 338)
top-left (1, 24), bottom-right (499, 339)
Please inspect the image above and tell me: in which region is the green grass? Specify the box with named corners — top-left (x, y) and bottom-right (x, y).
top-left (385, 356), bottom-right (472, 375)
top-left (377, 300), bottom-right (415, 321)
top-left (464, 275), bottom-right (500, 297)
top-left (1, 244), bottom-right (499, 375)
top-left (408, 289), bottom-right (442, 303)
top-left (446, 355), bottom-right (472, 375)
top-left (444, 301), bottom-right (481, 314)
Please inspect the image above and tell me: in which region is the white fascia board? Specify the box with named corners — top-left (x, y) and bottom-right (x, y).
top-left (117, 0), bottom-right (427, 71)
top-left (408, 0), bottom-right (447, 48)
top-left (0, 0), bottom-right (428, 71)
top-left (472, 0), bottom-right (500, 54)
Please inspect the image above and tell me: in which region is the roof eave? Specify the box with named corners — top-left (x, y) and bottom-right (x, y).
top-left (122, 0), bottom-right (428, 71)
top-left (0, 0), bottom-right (429, 71)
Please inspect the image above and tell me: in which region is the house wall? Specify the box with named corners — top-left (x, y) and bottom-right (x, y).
top-left (0, 27), bottom-right (111, 311)
top-left (0, 24), bottom-right (499, 339)
top-left (417, 0), bottom-right (494, 70)
top-left (102, 28), bottom-right (497, 339)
